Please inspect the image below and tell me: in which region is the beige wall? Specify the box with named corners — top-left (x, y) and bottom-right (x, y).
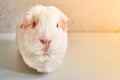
top-left (0, 0), bottom-right (120, 32)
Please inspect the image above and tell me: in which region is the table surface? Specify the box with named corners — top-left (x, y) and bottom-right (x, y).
top-left (0, 33), bottom-right (120, 80)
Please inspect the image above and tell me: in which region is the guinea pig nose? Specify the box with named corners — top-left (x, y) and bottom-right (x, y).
top-left (40, 39), bottom-right (51, 45)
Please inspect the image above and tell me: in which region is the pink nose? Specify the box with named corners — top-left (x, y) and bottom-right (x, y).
top-left (40, 39), bottom-right (51, 45)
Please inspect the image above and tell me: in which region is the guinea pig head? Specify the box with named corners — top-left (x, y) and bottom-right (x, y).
top-left (20, 6), bottom-right (68, 52)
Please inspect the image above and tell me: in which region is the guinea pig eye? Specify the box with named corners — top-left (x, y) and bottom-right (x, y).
top-left (32, 21), bottom-right (36, 28)
top-left (56, 24), bottom-right (59, 28)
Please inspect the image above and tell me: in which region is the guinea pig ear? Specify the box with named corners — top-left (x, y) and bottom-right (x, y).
top-left (59, 13), bottom-right (68, 31)
top-left (20, 14), bottom-right (38, 29)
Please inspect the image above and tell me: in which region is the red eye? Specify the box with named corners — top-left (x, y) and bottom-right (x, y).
top-left (33, 21), bottom-right (37, 28)
top-left (56, 24), bottom-right (59, 28)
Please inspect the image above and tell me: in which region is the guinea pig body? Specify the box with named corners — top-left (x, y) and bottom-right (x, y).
top-left (16, 5), bottom-right (68, 73)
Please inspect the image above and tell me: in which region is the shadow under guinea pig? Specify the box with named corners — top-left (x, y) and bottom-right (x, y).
top-left (0, 38), bottom-right (46, 76)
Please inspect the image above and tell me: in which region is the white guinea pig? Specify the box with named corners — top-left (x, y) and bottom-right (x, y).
top-left (16, 5), bottom-right (68, 73)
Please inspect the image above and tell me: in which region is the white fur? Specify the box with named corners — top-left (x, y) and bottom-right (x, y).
top-left (16, 5), bottom-right (68, 73)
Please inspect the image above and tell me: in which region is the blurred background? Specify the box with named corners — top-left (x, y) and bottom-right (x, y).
top-left (0, 0), bottom-right (120, 33)
top-left (1, 1), bottom-right (120, 80)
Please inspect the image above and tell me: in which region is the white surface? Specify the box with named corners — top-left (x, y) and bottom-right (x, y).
top-left (0, 33), bottom-right (120, 80)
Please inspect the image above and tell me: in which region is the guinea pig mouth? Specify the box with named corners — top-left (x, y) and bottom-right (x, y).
top-left (43, 44), bottom-right (50, 52)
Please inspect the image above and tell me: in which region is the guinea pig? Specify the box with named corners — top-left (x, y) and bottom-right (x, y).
top-left (16, 5), bottom-right (68, 73)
